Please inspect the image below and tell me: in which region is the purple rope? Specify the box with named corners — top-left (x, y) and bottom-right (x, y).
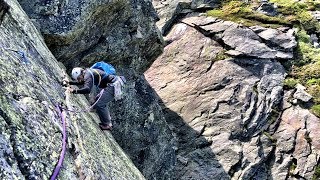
top-left (63, 89), bottom-right (105, 113)
top-left (49, 89), bottom-right (105, 178)
top-left (50, 105), bottom-right (67, 180)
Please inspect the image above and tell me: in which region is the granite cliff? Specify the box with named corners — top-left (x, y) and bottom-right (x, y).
top-left (2, 0), bottom-right (320, 179)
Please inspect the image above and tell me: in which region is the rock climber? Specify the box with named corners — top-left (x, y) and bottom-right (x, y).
top-left (64, 67), bottom-right (116, 130)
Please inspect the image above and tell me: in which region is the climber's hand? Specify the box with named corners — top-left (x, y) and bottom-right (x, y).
top-left (65, 87), bottom-right (74, 93)
top-left (62, 78), bottom-right (69, 87)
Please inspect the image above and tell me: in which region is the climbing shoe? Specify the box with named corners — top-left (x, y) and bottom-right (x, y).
top-left (99, 123), bottom-right (112, 131)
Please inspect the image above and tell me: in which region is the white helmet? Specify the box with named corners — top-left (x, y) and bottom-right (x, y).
top-left (71, 67), bottom-right (83, 80)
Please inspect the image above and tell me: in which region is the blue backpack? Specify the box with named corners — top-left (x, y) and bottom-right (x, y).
top-left (90, 61), bottom-right (116, 76)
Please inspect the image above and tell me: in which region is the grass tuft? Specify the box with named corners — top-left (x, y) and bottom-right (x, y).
top-left (311, 104), bottom-right (320, 117)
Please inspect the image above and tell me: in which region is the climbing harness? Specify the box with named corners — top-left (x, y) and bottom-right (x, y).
top-left (88, 68), bottom-right (102, 87)
top-left (50, 104), bottom-right (67, 180)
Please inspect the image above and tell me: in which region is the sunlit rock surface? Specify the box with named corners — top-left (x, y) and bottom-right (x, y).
top-left (145, 14), bottom-right (320, 179)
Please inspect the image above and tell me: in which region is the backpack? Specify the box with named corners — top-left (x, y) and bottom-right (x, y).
top-left (89, 61), bottom-right (126, 100)
top-left (90, 61), bottom-right (116, 76)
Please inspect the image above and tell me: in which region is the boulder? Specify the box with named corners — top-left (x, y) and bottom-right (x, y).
top-left (274, 106), bottom-right (320, 179)
top-left (256, 2), bottom-right (278, 16)
top-left (190, 0), bottom-right (220, 10)
top-left (152, 0), bottom-right (221, 35)
top-left (258, 28), bottom-right (297, 50)
top-left (293, 84), bottom-right (313, 103)
top-left (311, 11), bottom-right (320, 21)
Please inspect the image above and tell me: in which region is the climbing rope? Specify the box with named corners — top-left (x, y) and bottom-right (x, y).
top-left (48, 89), bottom-right (105, 180)
top-left (50, 105), bottom-right (67, 180)
top-left (2, 47), bottom-right (106, 179)
top-left (61, 89), bottom-right (105, 113)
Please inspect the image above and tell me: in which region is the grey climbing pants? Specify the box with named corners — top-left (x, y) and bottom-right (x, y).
top-left (93, 86), bottom-right (114, 125)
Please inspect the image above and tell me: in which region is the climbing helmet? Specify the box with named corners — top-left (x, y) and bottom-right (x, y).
top-left (71, 67), bottom-right (83, 80)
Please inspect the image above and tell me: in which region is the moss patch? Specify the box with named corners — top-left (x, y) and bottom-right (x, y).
top-left (207, 0), bottom-right (320, 114)
top-left (283, 78), bottom-right (299, 90)
top-left (313, 164), bottom-right (320, 180)
top-left (207, 0), bottom-right (292, 28)
top-left (290, 29), bottom-right (320, 103)
top-left (311, 104), bottom-right (320, 117)
top-left (215, 50), bottom-right (230, 61)
top-left (263, 131), bottom-right (277, 144)
top-left (289, 161), bottom-right (297, 176)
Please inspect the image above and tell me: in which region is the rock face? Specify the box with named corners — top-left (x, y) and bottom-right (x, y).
top-left (12, 0), bottom-right (176, 179)
top-left (145, 14), bottom-right (320, 179)
top-left (18, 0), bottom-right (163, 73)
top-left (5, 0), bottom-right (320, 179)
top-left (109, 74), bottom-right (176, 179)
top-left (0, 0), bottom-right (147, 179)
top-left (273, 104), bottom-right (320, 180)
top-left (153, 0), bottom-right (221, 35)
top-left (181, 16), bottom-right (296, 59)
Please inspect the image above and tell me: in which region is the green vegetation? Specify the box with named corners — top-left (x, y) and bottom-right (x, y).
top-left (207, 1), bottom-right (290, 28)
top-left (207, 0), bottom-right (320, 115)
top-left (267, 109), bottom-right (280, 124)
top-left (289, 161), bottom-right (297, 176)
top-left (313, 164), bottom-right (320, 180)
top-left (215, 50), bottom-right (230, 61)
top-left (207, 0), bottom-right (320, 29)
top-left (263, 131), bottom-right (277, 144)
top-left (270, 0), bottom-right (320, 12)
top-left (283, 78), bottom-right (299, 89)
top-left (261, 0), bottom-right (320, 104)
top-left (312, 104), bottom-right (320, 117)
top-left (293, 33), bottom-right (320, 104)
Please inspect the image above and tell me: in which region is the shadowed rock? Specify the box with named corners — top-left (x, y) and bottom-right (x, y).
top-left (0, 0), bottom-right (9, 24)
top-left (293, 84), bottom-right (313, 103)
top-left (18, 0), bottom-right (164, 73)
top-left (256, 2), bottom-right (278, 16)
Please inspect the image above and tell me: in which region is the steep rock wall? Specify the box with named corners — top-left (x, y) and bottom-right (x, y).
top-left (17, 0), bottom-right (163, 73)
top-left (0, 0), bottom-right (146, 179)
top-left (145, 14), bottom-right (320, 179)
top-left (16, 0), bottom-right (176, 179)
